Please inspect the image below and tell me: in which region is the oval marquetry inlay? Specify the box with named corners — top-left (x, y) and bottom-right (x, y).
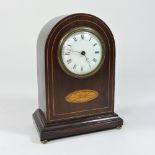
top-left (65, 89), bottom-right (99, 104)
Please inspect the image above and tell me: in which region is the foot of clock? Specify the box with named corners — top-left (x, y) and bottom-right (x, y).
top-left (41, 140), bottom-right (48, 144)
top-left (116, 125), bottom-right (122, 129)
top-left (33, 109), bottom-right (123, 142)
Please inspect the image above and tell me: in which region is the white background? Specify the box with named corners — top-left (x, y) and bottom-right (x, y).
top-left (0, 0), bottom-right (155, 154)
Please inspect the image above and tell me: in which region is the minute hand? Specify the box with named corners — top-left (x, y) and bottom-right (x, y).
top-left (71, 50), bottom-right (81, 54)
top-left (84, 55), bottom-right (91, 68)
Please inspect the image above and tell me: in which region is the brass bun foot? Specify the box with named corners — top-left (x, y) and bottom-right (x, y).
top-left (116, 125), bottom-right (122, 129)
top-left (41, 140), bottom-right (48, 144)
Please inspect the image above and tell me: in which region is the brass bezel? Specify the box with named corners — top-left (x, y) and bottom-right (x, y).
top-left (58, 27), bottom-right (106, 79)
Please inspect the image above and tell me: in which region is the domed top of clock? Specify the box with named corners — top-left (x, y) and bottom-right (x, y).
top-left (37, 13), bottom-right (115, 79)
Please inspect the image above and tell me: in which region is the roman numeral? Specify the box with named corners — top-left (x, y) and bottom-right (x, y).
top-left (81, 34), bottom-right (84, 39)
top-left (73, 37), bottom-right (77, 41)
top-left (89, 37), bottom-right (91, 41)
top-left (95, 51), bottom-right (99, 54)
top-left (93, 43), bottom-right (97, 46)
top-left (67, 44), bottom-right (72, 47)
top-left (67, 59), bottom-right (72, 64)
top-left (73, 64), bottom-right (77, 69)
top-left (93, 58), bottom-right (97, 62)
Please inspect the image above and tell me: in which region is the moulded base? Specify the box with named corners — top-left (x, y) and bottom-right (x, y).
top-left (33, 109), bottom-right (123, 143)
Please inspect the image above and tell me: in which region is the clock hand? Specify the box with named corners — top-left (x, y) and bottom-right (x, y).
top-left (72, 50), bottom-right (81, 54)
top-left (84, 55), bottom-right (91, 68)
top-left (76, 50), bottom-right (91, 68)
top-left (66, 49), bottom-right (81, 54)
top-left (66, 49), bottom-right (91, 68)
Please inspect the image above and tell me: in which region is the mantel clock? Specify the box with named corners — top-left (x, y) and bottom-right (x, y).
top-left (33, 13), bottom-right (123, 143)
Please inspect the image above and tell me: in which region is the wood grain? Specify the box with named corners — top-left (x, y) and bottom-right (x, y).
top-left (65, 89), bottom-right (99, 104)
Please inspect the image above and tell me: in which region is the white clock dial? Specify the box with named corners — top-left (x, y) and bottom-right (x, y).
top-left (58, 27), bottom-right (105, 78)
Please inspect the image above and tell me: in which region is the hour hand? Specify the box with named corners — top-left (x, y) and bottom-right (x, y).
top-left (85, 56), bottom-right (91, 68)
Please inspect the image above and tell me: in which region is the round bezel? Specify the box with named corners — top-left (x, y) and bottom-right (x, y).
top-left (58, 27), bottom-right (106, 78)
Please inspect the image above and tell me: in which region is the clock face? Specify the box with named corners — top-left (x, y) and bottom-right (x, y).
top-left (58, 27), bottom-right (105, 78)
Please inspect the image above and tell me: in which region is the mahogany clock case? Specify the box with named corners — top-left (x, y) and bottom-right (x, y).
top-left (33, 13), bottom-right (123, 142)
